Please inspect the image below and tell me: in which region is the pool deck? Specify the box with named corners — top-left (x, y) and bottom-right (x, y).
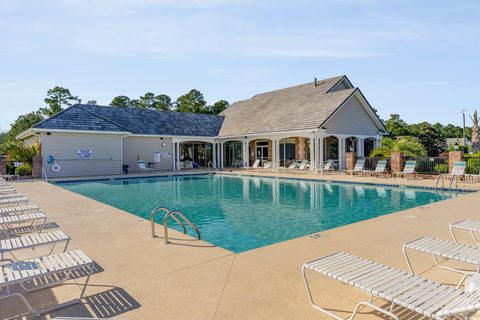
top-left (3, 172), bottom-right (480, 319)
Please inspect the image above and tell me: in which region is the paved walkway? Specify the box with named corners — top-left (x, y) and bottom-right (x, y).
top-left (2, 174), bottom-right (480, 319)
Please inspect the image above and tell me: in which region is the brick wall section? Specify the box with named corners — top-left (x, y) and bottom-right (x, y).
top-left (448, 151), bottom-right (464, 173)
top-left (390, 152), bottom-right (405, 173)
top-left (345, 152), bottom-right (356, 171)
top-left (32, 155), bottom-right (42, 179)
top-left (0, 155), bottom-right (6, 175)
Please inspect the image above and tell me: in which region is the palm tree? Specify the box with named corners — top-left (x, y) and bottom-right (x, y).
top-left (470, 111), bottom-right (479, 152)
top-left (370, 137), bottom-right (427, 157)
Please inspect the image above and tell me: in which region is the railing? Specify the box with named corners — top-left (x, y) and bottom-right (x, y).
top-left (150, 207), bottom-right (201, 244)
top-left (410, 157), bottom-right (448, 175)
top-left (464, 156), bottom-right (480, 174)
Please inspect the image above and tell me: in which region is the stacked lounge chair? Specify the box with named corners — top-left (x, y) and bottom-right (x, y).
top-left (0, 181), bottom-right (96, 316)
top-left (363, 159), bottom-right (389, 177)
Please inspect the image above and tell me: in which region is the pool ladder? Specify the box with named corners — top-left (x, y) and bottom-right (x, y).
top-left (150, 207), bottom-right (201, 244)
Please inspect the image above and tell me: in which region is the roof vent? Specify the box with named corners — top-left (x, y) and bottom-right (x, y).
top-left (314, 77), bottom-right (318, 87)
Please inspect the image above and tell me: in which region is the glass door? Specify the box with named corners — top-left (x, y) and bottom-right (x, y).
top-left (256, 141), bottom-right (269, 165)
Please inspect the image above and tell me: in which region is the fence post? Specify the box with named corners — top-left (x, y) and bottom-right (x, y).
top-left (448, 151), bottom-right (464, 173)
top-left (32, 155), bottom-right (42, 179)
top-left (390, 152), bottom-right (404, 174)
top-left (345, 152), bottom-right (356, 171)
top-left (0, 155), bottom-right (6, 175)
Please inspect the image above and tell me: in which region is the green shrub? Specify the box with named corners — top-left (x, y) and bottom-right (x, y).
top-left (434, 164), bottom-right (449, 174)
top-left (15, 163), bottom-right (32, 176)
top-left (466, 162), bottom-right (480, 174)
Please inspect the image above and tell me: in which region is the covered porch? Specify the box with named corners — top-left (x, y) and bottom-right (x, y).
top-left (216, 131), bottom-right (381, 172)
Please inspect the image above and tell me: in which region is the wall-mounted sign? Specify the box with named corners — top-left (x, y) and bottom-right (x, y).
top-left (77, 148), bottom-right (92, 159)
top-left (153, 152), bottom-right (172, 163)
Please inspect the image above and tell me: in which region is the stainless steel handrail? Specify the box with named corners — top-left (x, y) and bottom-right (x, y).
top-left (150, 207), bottom-right (186, 238)
top-left (163, 210), bottom-right (201, 244)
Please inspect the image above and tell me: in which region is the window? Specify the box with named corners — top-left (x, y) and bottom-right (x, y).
top-left (153, 152), bottom-right (161, 163)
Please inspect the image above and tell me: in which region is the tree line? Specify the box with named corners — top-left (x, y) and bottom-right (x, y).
top-left (373, 113), bottom-right (477, 157)
top-left (0, 86), bottom-right (229, 154)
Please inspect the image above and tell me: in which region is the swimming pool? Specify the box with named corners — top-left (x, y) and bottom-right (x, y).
top-left (58, 174), bottom-right (458, 252)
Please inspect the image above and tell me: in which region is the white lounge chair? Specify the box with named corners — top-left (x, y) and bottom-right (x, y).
top-left (137, 160), bottom-right (154, 173)
top-left (344, 159), bottom-right (365, 176)
top-left (303, 252), bottom-right (480, 320)
top-left (0, 193), bottom-right (24, 200)
top-left (450, 220), bottom-right (480, 245)
top-left (0, 187), bottom-right (16, 195)
top-left (0, 174), bottom-right (19, 181)
top-left (322, 160), bottom-right (335, 173)
top-left (0, 204), bottom-right (39, 216)
top-left (262, 162), bottom-right (273, 170)
top-left (0, 196), bottom-right (29, 206)
top-left (0, 250), bottom-right (94, 316)
top-left (403, 236), bottom-right (480, 287)
top-left (0, 212), bottom-right (48, 237)
top-left (437, 161), bottom-right (466, 189)
top-left (294, 160), bottom-right (310, 173)
top-left (1, 230), bottom-right (70, 262)
top-left (393, 160), bottom-right (417, 179)
top-left (246, 159), bottom-right (261, 170)
top-left (363, 159), bottom-right (389, 177)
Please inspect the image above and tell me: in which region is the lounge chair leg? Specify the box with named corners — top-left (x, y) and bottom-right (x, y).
top-left (402, 245), bottom-right (414, 274)
top-left (471, 231), bottom-right (480, 245)
top-left (302, 265), bottom-right (344, 320)
top-left (450, 225), bottom-right (459, 243)
top-left (350, 301), bottom-right (399, 320)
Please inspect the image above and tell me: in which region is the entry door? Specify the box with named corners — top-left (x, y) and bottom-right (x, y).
top-left (256, 141), bottom-right (269, 164)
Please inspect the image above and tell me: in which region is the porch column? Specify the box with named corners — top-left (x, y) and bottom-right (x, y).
top-left (212, 142), bottom-right (217, 168)
top-left (309, 136), bottom-right (315, 172)
top-left (374, 138), bottom-right (380, 149)
top-left (274, 139), bottom-right (280, 169)
top-left (338, 137), bottom-right (346, 170)
top-left (176, 142), bottom-right (180, 170)
top-left (356, 138), bottom-right (364, 158)
top-left (318, 136), bottom-right (324, 171)
top-left (220, 142), bottom-right (224, 168)
top-left (172, 142), bottom-right (176, 171)
top-left (243, 141), bottom-right (249, 168)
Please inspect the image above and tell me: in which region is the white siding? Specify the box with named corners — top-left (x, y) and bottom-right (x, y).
top-left (122, 136), bottom-right (174, 172)
top-left (324, 95), bottom-right (379, 136)
top-left (41, 132), bottom-right (122, 178)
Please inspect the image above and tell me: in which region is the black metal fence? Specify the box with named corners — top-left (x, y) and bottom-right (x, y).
top-left (411, 157), bottom-right (449, 174)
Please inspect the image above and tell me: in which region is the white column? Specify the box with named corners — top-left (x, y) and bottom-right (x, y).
top-left (318, 136), bottom-right (324, 172)
top-left (274, 139), bottom-right (280, 169)
top-left (176, 142), bottom-right (180, 170)
top-left (374, 138), bottom-right (380, 149)
top-left (244, 141), bottom-right (249, 168)
top-left (309, 136), bottom-right (315, 172)
top-left (356, 138), bottom-right (363, 158)
top-left (212, 142), bottom-right (217, 168)
top-left (315, 136), bottom-right (320, 172)
top-left (172, 142), bottom-right (176, 171)
top-left (220, 142), bottom-right (224, 168)
top-left (338, 137), bottom-right (345, 170)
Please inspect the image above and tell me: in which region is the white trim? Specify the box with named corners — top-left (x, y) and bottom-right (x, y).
top-left (326, 76), bottom-right (354, 93)
top-left (218, 128), bottom-right (315, 140)
top-left (18, 128), bottom-right (131, 140)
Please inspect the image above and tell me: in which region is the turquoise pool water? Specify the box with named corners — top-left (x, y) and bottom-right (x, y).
top-left (58, 174), bottom-right (457, 252)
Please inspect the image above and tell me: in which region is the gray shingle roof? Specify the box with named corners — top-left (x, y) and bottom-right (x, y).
top-left (218, 75), bottom-right (355, 137)
top-left (34, 105), bottom-right (225, 137)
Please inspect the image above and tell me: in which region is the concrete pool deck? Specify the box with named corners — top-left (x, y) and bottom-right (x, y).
top-left (3, 173), bottom-right (480, 319)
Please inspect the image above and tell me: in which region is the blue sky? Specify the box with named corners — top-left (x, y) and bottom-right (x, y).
top-left (1, 0), bottom-right (479, 131)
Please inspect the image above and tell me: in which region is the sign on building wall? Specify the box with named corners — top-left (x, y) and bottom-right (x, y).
top-left (77, 148), bottom-right (93, 159)
top-left (153, 152), bottom-right (172, 163)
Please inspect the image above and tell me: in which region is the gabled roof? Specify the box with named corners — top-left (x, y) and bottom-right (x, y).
top-left (218, 75), bottom-right (379, 137)
top-left (32, 104), bottom-right (224, 137)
